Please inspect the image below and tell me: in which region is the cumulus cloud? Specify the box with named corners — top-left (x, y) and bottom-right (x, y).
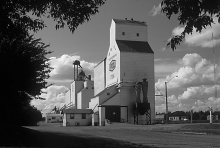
top-left (150, 3), bottom-right (162, 16)
top-left (155, 59), bottom-right (182, 78)
top-left (178, 85), bottom-right (220, 101)
top-left (49, 54), bottom-right (96, 83)
top-left (171, 17), bottom-right (220, 48)
top-left (31, 85), bottom-right (68, 116)
top-left (156, 53), bottom-right (220, 90)
top-left (155, 53), bottom-right (220, 113)
top-left (192, 97), bottom-right (220, 111)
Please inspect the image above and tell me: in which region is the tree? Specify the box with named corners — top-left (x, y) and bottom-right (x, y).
top-left (161, 0), bottom-right (220, 50)
top-left (0, 0), bottom-right (106, 41)
top-left (0, 35), bottom-right (52, 125)
top-left (0, 0), bottom-right (106, 125)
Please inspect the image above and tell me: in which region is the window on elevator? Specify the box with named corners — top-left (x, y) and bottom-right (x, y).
top-left (122, 32), bottom-right (125, 35)
top-left (137, 33), bottom-right (139, 36)
top-left (82, 113), bottom-right (86, 119)
top-left (70, 114), bottom-right (75, 119)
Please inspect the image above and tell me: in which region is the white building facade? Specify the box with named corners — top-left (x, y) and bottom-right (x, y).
top-left (89, 19), bottom-right (155, 126)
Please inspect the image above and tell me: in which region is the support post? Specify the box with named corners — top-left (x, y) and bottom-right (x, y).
top-left (210, 108), bottom-right (212, 124)
top-left (74, 65), bottom-right (75, 80)
top-left (190, 110), bottom-right (193, 123)
top-left (165, 82), bottom-right (168, 124)
top-left (77, 65), bottom-right (78, 79)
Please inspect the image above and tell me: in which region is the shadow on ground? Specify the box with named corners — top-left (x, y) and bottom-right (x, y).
top-left (0, 124), bottom-right (156, 148)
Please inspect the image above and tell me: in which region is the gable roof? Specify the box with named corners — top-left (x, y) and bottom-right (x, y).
top-left (64, 108), bottom-right (93, 114)
top-left (113, 19), bottom-right (147, 27)
top-left (116, 40), bottom-right (154, 53)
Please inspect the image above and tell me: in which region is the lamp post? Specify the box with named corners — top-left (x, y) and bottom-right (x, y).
top-left (165, 76), bottom-right (178, 124)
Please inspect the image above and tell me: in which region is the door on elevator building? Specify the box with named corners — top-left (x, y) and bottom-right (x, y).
top-left (105, 106), bottom-right (121, 122)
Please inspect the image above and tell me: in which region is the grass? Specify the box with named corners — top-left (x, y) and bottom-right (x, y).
top-left (0, 123), bottom-right (156, 148)
top-left (173, 123), bottom-right (220, 135)
top-left (1, 122), bottom-right (219, 147)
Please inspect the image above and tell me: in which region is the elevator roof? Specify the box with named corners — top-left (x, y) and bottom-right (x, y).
top-left (116, 40), bottom-right (154, 53)
top-left (113, 19), bottom-right (147, 26)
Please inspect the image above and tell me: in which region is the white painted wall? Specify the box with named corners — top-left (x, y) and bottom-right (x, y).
top-left (77, 81), bottom-right (94, 109)
top-left (77, 92), bottom-right (82, 109)
top-left (110, 20), bottom-right (116, 46)
top-left (99, 19), bottom-right (155, 124)
top-left (94, 60), bottom-right (106, 96)
top-left (63, 113), bottom-right (92, 126)
top-left (90, 19), bottom-right (155, 125)
top-left (106, 42), bottom-right (120, 87)
top-left (71, 81), bottom-right (84, 109)
top-left (116, 24), bottom-right (148, 42)
top-left (89, 96), bottom-right (99, 111)
top-left (120, 52), bottom-right (155, 122)
top-left (99, 107), bottom-right (105, 126)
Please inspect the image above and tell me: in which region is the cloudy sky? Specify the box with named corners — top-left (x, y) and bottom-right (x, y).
top-left (31, 0), bottom-right (220, 115)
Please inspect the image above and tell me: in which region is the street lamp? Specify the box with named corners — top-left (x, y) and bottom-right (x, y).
top-left (165, 76), bottom-right (178, 124)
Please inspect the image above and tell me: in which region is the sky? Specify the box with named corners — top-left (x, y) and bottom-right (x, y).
top-left (31, 0), bottom-right (220, 115)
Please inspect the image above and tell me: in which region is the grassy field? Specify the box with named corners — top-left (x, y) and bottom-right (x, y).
top-left (170, 123), bottom-right (220, 135)
top-left (1, 123), bottom-right (220, 148)
top-left (0, 123), bottom-right (155, 148)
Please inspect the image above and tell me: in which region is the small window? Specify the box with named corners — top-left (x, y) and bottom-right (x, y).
top-left (70, 114), bottom-right (75, 119)
top-left (137, 33), bottom-right (139, 36)
top-left (107, 93), bottom-right (110, 95)
top-left (60, 117), bottom-right (62, 119)
top-left (52, 117), bottom-right (55, 119)
top-left (122, 32), bottom-right (125, 35)
top-left (82, 113), bottom-right (86, 119)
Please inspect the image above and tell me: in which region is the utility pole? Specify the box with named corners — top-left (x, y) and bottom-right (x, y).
top-left (212, 33), bottom-right (218, 111)
top-left (209, 107), bottom-right (212, 124)
top-left (165, 82), bottom-right (168, 124)
top-left (190, 110), bottom-right (193, 123)
top-left (165, 76), bottom-right (178, 124)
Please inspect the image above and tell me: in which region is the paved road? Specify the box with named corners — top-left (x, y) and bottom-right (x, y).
top-left (28, 123), bottom-right (220, 148)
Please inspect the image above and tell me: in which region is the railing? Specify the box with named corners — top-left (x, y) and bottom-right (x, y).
top-left (100, 92), bottom-right (119, 105)
top-left (121, 118), bottom-right (125, 123)
top-left (105, 119), bottom-right (111, 126)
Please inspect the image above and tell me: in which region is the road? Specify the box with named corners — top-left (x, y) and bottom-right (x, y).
top-left (28, 123), bottom-right (220, 148)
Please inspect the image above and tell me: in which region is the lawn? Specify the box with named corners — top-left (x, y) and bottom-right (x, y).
top-left (1, 123), bottom-right (220, 148)
top-left (0, 123), bottom-right (156, 148)
top-left (171, 123), bottom-right (220, 135)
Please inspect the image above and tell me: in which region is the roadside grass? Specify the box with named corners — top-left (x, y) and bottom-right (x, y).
top-left (174, 123), bottom-right (220, 135)
top-left (0, 124), bottom-right (156, 148)
top-left (150, 123), bottom-right (220, 135)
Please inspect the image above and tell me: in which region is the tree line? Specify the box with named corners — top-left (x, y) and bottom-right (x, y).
top-left (157, 110), bottom-right (220, 120)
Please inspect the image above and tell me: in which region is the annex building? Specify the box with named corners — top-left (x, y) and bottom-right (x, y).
top-left (63, 18), bottom-right (155, 126)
